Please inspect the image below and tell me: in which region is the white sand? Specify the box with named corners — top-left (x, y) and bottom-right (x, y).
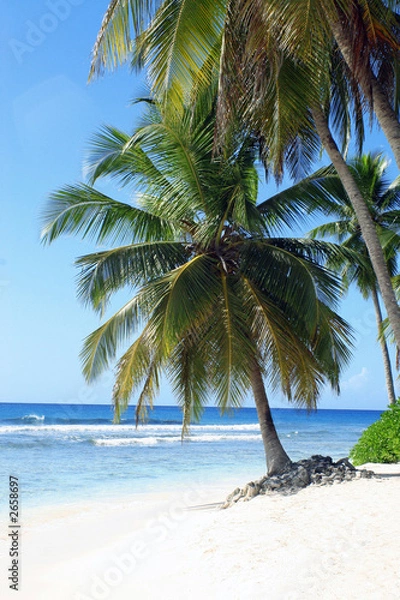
top-left (1, 464), bottom-right (400, 600)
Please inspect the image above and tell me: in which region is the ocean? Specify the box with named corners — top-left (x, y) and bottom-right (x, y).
top-left (0, 403), bottom-right (382, 509)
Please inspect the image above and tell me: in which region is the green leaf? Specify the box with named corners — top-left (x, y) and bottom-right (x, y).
top-left (42, 184), bottom-right (175, 246)
top-left (76, 241), bottom-right (187, 313)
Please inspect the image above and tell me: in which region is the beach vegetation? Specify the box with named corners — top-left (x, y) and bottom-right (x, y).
top-left (350, 400), bottom-right (400, 465)
top-left (42, 96), bottom-right (353, 475)
top-left (88, 0), bottom-right (400, 350)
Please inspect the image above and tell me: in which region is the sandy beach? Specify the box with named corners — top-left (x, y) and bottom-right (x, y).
top-left (1, 463), bottom-right (400, 600)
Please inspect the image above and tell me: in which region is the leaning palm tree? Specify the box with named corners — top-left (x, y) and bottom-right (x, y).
top-left (266, 0), bottom-right (400, 168)
top-left (41, 99), bottom-right (352, 475)
top-left (89, 1), bottom-right (400, 167)
top-left (87, 0), bottom-right (400, 358)
top-left (305, 153), bottom-right (400, 405)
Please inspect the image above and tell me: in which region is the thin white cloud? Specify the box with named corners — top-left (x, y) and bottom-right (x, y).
top-left (342, 367), bottom-right (369, 391)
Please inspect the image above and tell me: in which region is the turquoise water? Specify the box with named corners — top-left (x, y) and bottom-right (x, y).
top-left (0, 403), bottom-right (382, 508)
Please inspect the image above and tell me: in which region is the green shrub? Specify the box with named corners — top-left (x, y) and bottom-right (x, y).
top-left (350, 400), bottom-right (400, 465)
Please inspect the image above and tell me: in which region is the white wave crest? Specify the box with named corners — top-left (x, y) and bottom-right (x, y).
top-left (0, 423), bottom-right (260, 435)
top-left (191, 434), bottom-right (260, 443)
top-left (94, 437), bottom-right (159, 447)
top-left (92, 433), bottom-right (261, 447)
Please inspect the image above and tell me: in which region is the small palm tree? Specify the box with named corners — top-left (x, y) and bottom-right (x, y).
top-left (308, 153), bottom-right (400, 405)
top-left (41, 99), bottom-right (352, 475)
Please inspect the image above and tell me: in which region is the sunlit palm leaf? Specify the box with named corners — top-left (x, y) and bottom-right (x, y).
top-left (112, 326), bottom-right (153, 421)
top-left (168, 332), bottom-right (210, 437)
top-left (76, 241), bottom-right (188, 312)
top-left (90, 0), bottom-right (160, 79)
top-left (86, 125), bottom-right (172, 195)
top-left (80, 280), bottom-right (167, 381)
top-left (133, 0), bottom-right (226, 106)
top-left (152, 254), bottom-right (221, 351)
top-left (42, 185), bottom-right (175, 246)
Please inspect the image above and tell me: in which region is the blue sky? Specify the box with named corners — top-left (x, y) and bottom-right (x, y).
top-left (1, 0), bottom-right (398, 410)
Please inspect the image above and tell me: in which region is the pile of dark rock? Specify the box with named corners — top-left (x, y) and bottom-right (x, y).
top-left (222, 455), bottom-right (375, 508)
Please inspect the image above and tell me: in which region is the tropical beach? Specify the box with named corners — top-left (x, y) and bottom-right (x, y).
top-left (0, 462), bottom-right (399, 600)
top-left (1, 403), bottom-right (400, 598)
top-left (4, 1), bottom-right (400, 598)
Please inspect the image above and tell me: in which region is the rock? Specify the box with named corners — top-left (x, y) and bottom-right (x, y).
top-left (358, 469), bottom-right (374, 479)
top-left (335, 457), bottom-right (356, 471)
top-left (222, 455), bottom-right (376, 508)
top-left (292, 466), bottom-right (310, 488)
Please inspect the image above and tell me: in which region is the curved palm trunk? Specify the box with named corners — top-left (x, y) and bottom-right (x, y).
top-left (313, 105), bottom-right (400, 351)
top-left (370, 79), bottom-right (400, 171)
top-left (331, 19), bottom-right (400, 171)
top-left (371, 287), bottom-right (397, 406)
top-left (251, 362), bottom-right (291, 475)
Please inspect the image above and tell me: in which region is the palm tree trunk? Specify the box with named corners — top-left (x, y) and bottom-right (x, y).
top-left (331, 18), bottom-right (400, 171)
top-left (312, 105), bottom-right (400, 351)
top-left (250, 361), bottom-right (291, 475)
top-left (370, 78), bottom-right (400, 171)
top-left (371, 287), bottom-right (397, 406)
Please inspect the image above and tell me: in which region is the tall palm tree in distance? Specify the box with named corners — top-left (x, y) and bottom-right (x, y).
top-left (41, 98), bottom-right (352, 475)
top-left (307, 153), bottom-right (400, 405)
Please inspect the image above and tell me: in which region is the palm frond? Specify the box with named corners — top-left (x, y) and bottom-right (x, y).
top-left (311, 302), bottom-right (354, 392)
top-left (76, 241), bottom-right (187, 313)
top-left (124, 117), bottom-right (214, 216)
top-left (211, 274), bottom-right (255, 411)
top-left (86, 125), bottom-right (172, 195)
top-left (134, 349), bottom-right (161, 425)
top-left (257, 165), bottom-right (345, 227)
top-left (379, 178), bottom-right (400, 211)
top-left (243, 275), bottom-right (333, 407)
top-left (112, 326), bottom-right (152, 421)
top-left (152, 254), bottom-right (221, 351)
top-left (240, 238), bottom-right (343, 327)
top-left (309, 220), bottom-right (353, 243)
top-left (168, 332), bottom-right (210, 438)
top-left (42, 185), bottom-right (175, 246)
top-left (89, 0), bottom-right (159, 79)
top-left (80, 280), bottom-right (166, 381)
top-left (133, 0), bottom-right (226, 106)
top-left (253, 54), bottom-right (320, 181)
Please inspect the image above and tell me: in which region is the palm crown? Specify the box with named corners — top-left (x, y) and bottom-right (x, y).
top-left (309, 153), bottom-right (400, 293)
top-left (42, 99), bottom-right (352, 473)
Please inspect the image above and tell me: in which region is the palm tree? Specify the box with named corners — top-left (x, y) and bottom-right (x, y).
top-left (312, 106), bottom-right (400, 351)
top-left (89, 1), bottom-right (400, 166)
top-left (303, 153), bottom-right (400, 405)
top-left (213, 2), bottom-right (400, 353)
top-left (260, 1), bottom-right (400, 165)
top-left (87, 0), bottom-right (400, 355)
top-left (41, 99), bottom-right (352, 475)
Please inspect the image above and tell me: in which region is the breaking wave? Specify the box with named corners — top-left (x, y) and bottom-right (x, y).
top-left (92, 433), bottom-right (261, 447)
